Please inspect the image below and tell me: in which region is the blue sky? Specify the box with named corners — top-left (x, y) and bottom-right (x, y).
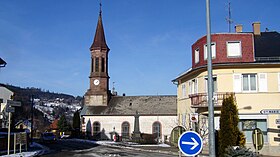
top-left (0, 0), bottom-right (279, 96)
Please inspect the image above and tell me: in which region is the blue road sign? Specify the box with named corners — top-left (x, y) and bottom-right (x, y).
top-left (178, 131), bottom-right (203, 156)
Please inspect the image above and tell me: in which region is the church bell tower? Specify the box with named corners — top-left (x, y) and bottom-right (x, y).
top-left (84, 3), bottom-right (110, 106)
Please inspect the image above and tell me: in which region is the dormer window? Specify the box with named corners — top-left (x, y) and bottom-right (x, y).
top-left (195, 48), bottom-right (200, 64)
top-left (204, 43), bottom-right (216, 60)
top-left (227, 41), bottom-right (241, 57)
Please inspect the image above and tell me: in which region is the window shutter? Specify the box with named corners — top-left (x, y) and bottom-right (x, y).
top-left (233, 74), bottom-right (242, 92)
top-left (205, 78), bottom-right (208, 92)
top-left (182, 83), bottom-right (186, 98)
top-left (278, 73), bottom-right (280, 92)
top-left (188, 81), bottom-right (192, 94)
top-left (195, 78), bottom-right (198, 94)
top-left (258, 73), bottom-right (267, 92)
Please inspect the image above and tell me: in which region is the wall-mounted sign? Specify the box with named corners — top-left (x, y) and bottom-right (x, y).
top-left (260, 109), bottom-right (280, 114)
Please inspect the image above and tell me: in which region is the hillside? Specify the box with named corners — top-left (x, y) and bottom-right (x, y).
top-left (1, 83), bottom-right (82, 131)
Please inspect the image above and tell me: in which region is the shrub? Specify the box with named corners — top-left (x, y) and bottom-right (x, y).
top-left (237, 130), bottom-right (246, 146)
top-left (224, 146), bottom-right (257, 157)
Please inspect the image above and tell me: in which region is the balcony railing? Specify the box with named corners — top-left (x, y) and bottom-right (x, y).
top-left (189, 92), bottom-right (235, 108)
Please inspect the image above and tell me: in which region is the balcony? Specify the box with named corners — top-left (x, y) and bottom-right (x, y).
top-left (189, 92), bottom-right (235, 108)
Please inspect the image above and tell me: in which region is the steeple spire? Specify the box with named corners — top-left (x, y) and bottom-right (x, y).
top-left (99, 0), bottom-right (102, 16)
top-left (90, 0), bottom-right (109, 51)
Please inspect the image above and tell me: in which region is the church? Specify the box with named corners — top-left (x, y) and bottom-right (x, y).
top-left (80, 4), bottom-right (177, 143)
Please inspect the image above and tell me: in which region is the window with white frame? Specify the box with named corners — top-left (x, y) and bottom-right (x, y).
top-left (205, 76), bottom-right (217, 93)
top-left (204, 43), bottom-right (216, 60)
top-left (189, 79), bottom-right (198, 94)
top-left (242, 74), bottom-right (257, 92)
top-left (227, 41), bottom-right (241, 57)
top-left (195, 48), bottom-right (200, 64)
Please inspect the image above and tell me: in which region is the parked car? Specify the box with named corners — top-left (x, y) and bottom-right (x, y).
top-left (41, 132), bottom-right (56, 142)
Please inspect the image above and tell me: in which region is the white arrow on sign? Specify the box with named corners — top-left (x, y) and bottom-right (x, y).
top-left (182, 137), bottom-right (199, 150)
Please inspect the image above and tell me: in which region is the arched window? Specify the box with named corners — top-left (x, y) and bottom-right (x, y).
top-left (152, 122), bottom-right (161, 138)
top-left (121, 122), bottom-right (130, 139)
top-left (95, 57), bottom-right (99, 72)
top-left (93, 121), bottom-right (100, 135)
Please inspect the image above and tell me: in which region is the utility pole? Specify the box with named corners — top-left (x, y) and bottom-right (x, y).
top-left (206, 0), bottom-right (216, 156)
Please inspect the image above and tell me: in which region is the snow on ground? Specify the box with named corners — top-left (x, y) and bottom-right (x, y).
top-left (0, 142), bottom-right (49, 157)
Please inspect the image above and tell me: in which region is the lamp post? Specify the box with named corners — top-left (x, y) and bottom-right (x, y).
top-left (205, 0), bottom-right (216, 156)
top-left (30, 95), bottom-right (34, 144)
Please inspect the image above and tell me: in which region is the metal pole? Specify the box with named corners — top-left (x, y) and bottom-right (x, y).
top-left (206, 0), bottom-right (216, 156)
top-left (14, 133), bottom-right (16, 154)
top-left (7, 112), bottom-right (11, 155)
top-left (255, 129), bottom-right (258, 154)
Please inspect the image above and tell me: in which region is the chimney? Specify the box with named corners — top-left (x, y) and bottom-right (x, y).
top-left (252, 22), bottom-right (261, 35)
top-left (235, 24), bottom-right (243, 33)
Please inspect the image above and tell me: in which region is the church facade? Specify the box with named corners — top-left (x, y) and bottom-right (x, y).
top-left (80, 6), bottom-right (177, 143)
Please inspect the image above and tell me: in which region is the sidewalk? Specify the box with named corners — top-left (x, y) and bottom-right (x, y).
top-left (104, 141), bottom-right (280, 157)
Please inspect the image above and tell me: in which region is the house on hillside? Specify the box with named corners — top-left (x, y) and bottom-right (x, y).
top-left (15, 120), bottom-right (31, 133)
top-left (172, 22), bottom-right (280, 153)
top-left (80, 5), bottom-right (177, 143)
top-left (0, 84), bottom-right (14, 128)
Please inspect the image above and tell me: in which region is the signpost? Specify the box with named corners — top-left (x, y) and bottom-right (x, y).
top-left (178, 131), bottom-right (203, 156)
top-left (6, 100), bottom-right (21, 155)
top-left (6, 106), bottom-right (15, 113)
top-left (7, 100), bottom-right (22, 107)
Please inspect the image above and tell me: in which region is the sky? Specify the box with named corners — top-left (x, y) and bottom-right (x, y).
top-left (0, 0), bottom-right (279, 97)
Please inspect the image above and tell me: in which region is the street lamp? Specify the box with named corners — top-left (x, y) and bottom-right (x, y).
top-left (30, 95), bottom-right (34, 144)
top-left (205, 0), bottom-right (216, 156)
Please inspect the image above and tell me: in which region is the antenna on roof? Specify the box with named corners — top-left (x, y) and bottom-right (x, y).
top-left (225, 1), bottom-right (234, 33)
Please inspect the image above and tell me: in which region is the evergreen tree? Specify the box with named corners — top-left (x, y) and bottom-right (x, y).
top-left (72, 110), bottom-right (81, 137)
top-left (219, 94), bottom-right (240, 156)
top-left (58, 114), bottom-right (69, 132)
top-left (72, 110), bottom-right (80, 130)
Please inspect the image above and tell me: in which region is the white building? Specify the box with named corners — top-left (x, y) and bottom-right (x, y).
top-left (0, 84), bottom-right (14, 128)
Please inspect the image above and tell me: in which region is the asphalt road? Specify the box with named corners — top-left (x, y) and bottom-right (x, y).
top-left (38, 139), bottom-right (178, 157)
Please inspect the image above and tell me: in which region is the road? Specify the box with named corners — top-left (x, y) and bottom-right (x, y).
top-left (38, 139), bottom-right (178, 157)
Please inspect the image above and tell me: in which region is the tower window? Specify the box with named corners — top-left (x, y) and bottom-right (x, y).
top-left (95, 58), bottom-right (99, 72)
top-left (91, 58), bottom-right (94, 72)
top-left (101, 58), bottom-right (105, 72)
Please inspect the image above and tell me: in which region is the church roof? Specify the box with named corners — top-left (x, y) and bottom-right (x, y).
top-left (90, 12), bottom-right (109, 51)
top-left (80, 95), bottom-right (177, 116)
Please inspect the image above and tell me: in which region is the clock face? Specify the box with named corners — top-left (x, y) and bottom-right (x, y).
top-left (94, 79), bottom-right (100, 85)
